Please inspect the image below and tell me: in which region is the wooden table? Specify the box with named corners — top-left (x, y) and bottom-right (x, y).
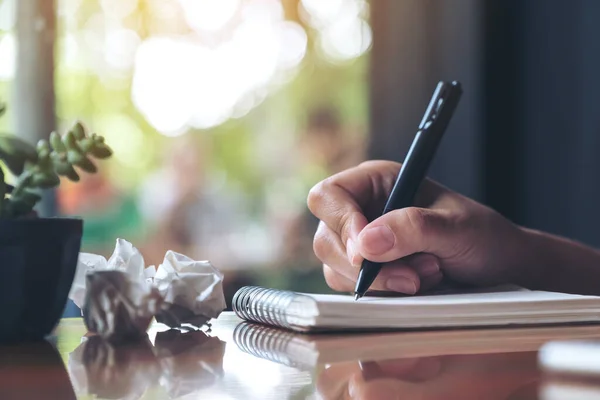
top-left (3, 313), bottom-right (600, 399)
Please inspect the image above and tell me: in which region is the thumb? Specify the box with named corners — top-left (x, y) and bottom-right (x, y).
top-left (356, 207), bottom-right (451, 263)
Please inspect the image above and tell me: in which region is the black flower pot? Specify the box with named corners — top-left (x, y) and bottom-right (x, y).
top-left (0, 218), bottom-right (83, 343)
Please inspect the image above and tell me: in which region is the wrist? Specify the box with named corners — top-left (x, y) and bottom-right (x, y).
top-left (515, 226), bottom-right (600, 294)
top-left (510, 227), bottom-right (553, 289)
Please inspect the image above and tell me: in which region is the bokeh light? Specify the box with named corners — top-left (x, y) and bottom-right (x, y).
top-left (0, 33), bottom-right (15, 81)
top-left (131, 37), bottom-right (197, 135)
top-left (0, 0), bottom-right (15, 31)
top-left (131, 0), bottom-right (308, 135)
top-left (276, 21), bottom-right (308, 69)
top-left (99, 0), bottom-right (138, 21)
top-left (300, 0), bottom-right (344, 28)
top-left (321, 17), bottom-right (371, 62)
top-left (300, 0), bottom-right (371, 63)
top-left (178, 0), bottom-right (240, 32)
top-left (104, 28), bottom-right (141, 71)
top-left (59, 34), bottom-right (85, 71)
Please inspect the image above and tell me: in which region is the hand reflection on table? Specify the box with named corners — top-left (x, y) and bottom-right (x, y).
top-left (68, 328), bottom-right (226, 399)
top-left (0, 340), bottom-right (76, 400)
top-left (317, 352), bottom-right (540, 400)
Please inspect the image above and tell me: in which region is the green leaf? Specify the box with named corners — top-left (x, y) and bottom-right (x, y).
top-left (0, 103), bottom-right (5, 117)
top-left (0, 136), bottom-right (39, 175)
top-left (36, 139), bottom-right (50, 152)
top-left (67, 149), bottom-right (97, 172)
top-left (37, 140), bottom-right (51, 161)
top-left (64, 168), bottom-right (80, 181)
top-left (79, 138), bottom-right (94, 152)
top-left (51, 153), bottom-right (80, 181)
top-left (37, 154), bottom-right (52, 170)
top-left (90, 143), bottom-right (113, 159)
top-left (0, 136), bottom-right (39, 160)
top-left (7, 197), bottom-right (33, 217)
top-left (22, 190), bottom-right (41, 205)
top-left (31, 172), bottom-right (60, 188)
top-left (74, 155), bottom-right (97, 173)
top-left (0, 167), bottom-right (5, 217)
top-left (63, 131), bottom-right (83, 153)
top-left (49, 131), bottom-right (66, 152)
top-left (72, 122), bottom-right (86, 140)
top-left (66, 149), bottom-right (85, 164)
top-left (13, 190), bottom-right (41, 207)
top-left (0, 154), bottom-right (26, 177)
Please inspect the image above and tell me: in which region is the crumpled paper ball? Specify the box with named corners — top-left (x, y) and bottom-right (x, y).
top-left (68, 239), bottom-right (226, 341)
top-left (82, 270), bottom-right (164, 343)
top-left (153, 251), bottom-right (227, 328)
top-left (69, 253), bottom-right (107, 310)
top-left (69, 239), bottom-right (149, 310)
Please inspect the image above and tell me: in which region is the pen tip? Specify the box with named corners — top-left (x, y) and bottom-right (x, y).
top-left (354, 293), bottom-right (362, 301)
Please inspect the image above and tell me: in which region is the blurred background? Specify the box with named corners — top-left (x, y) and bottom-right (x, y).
top-left (2, 0), bottom-right (600, 314)
top-left (0, 0), bottom-right (371, 309)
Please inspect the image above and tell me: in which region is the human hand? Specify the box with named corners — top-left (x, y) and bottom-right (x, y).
top-left (307, 160), bottom-right (530, 294)
top-left (316, 353), bottom-right (539, 400)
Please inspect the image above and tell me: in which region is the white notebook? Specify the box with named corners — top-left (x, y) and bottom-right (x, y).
top-left (232, 285), bottom-right (600, 332)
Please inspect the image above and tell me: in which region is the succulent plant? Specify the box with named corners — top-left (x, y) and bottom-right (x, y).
top-left (0, 102), bottom-right (113, 218)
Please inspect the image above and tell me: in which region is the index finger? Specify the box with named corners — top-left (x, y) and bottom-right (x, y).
top-left (307, 161), bottom-right (399, 245)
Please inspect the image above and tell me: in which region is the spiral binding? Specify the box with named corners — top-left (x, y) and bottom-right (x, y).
top-left (232, 286), bottom-right (299, 330)
top-left (233, 321), bottom-right (311, 370)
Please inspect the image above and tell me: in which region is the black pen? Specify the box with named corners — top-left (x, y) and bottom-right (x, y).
top-left (354, 81), bottom-right (462, 300)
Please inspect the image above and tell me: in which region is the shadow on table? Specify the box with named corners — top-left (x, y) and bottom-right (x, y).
top-left (0, 340), bottom-right (77, 400)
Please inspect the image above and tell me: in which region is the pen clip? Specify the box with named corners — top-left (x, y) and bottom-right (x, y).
top-left (418, 81), bottom-right (457, 130)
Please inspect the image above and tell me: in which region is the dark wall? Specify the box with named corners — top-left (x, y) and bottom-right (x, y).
top-left (491, 0), bottom-right (600, 246)
top-left (369, 0), bottom-right (600, 248)
top-left (369, 0), bottom-right (483, 201)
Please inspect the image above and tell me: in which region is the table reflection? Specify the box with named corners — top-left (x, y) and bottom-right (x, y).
top-left (231, 321), bottom-right (565, 400)
top-left (6, 315), bottom-right (600, 399)
top-left (316, 352), bottom-right (541, 400)
top-left (67, 328), bottom-right (226, 399)
top-left (540, 377), bottom-right (600, 400)
top-left (0, 340), bottom-right (76, 400)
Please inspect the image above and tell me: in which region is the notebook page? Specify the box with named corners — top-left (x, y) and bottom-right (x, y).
top-left (301, 284), bottom-right (523, 304)
top-left (298, 289), bottom-right (600, 320)
top-left (302, 287), bottom-right (594, 305)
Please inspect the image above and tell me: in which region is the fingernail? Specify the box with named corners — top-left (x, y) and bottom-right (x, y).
top-left (360, 225), bottom-right (395, 255)
top-left (346, 239), bottom-right (361, 267)
top-left (386, 276), bottom-right (417, 294)
top-left (413, 258), bottom-right (440, 278)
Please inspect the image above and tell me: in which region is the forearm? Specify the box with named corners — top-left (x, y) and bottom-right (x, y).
top-left (517, 227), bottom-right (600, 295)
